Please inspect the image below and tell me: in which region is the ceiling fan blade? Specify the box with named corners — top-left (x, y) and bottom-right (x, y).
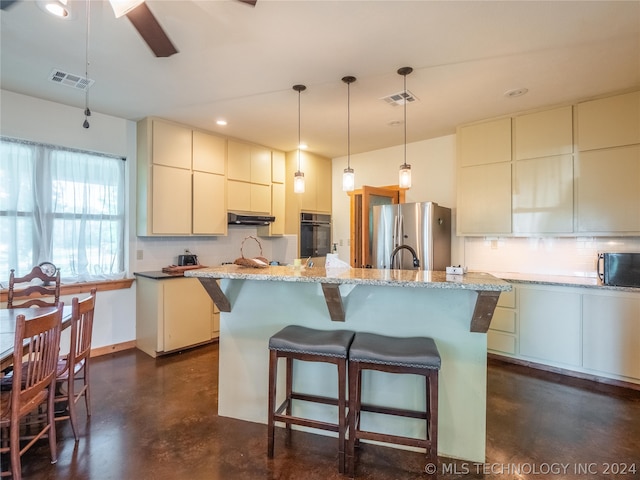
top-left (125, 2), bottom-right (178, 58)
top-left (237, 0), bottom-right (257, 6)
top-left (0, 0), bottom-right (19, 10)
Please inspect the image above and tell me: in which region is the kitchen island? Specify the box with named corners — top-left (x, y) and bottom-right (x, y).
top-left (185, 265), bottom-right (511, 462)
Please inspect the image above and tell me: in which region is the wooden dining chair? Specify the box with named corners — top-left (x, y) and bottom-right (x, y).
top-left (7, 265), bottom-right (61, 308)
top-left (54, 289), bottom-right (97, 441)
top-left (0, 303), bottom-right (63, 480)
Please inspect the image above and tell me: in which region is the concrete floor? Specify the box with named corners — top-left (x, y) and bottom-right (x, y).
top-left (10, 342), bottom-right (640, 479)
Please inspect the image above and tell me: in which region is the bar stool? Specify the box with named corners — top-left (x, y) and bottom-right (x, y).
top-left (346, 332), bottom-right (441, 477)
top-left (267, 325), bottom-right (355, 473)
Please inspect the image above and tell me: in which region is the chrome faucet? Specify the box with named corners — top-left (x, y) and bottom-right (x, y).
top-left (390, 245), bottom-right (420, 269)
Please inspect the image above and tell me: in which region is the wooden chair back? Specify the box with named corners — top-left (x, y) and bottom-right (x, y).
top-left (55, 289), bottom-right (97, 440)
top-left (7, 266), bottom-right (61, 308)
top-left (0, 303), bottom-right (63, 478)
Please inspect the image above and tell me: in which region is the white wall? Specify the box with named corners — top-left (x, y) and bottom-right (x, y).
top-left (1, 90), bottom-right (298, 350)
top-left (331, 132), bottom-right (640, 277)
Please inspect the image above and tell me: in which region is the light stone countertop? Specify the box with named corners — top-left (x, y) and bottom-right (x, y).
top-left (185, 264), bottom-right (512, 292)
top-left (486, 271), bottom-right (640, 293)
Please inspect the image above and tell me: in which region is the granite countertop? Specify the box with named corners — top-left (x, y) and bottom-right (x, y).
top-left (184, 265), bottom-right (512, 292)
top-left (133, 271), bottom-right (187, 280)
top-left (486, 271), bottom-right (640, 293)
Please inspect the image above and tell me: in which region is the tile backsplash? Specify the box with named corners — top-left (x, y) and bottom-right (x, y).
top-left (463, 236), bottom-right (640, 277)
top-left (132, 227), bottom-right (298, 272)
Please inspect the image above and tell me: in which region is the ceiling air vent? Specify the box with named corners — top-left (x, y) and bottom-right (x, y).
top-left (380, 90), bottom-right (419, 106)
top-left (48, 69), bottom-right (95, 91)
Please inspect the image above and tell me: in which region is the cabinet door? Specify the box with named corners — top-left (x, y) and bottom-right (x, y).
top-left (576, 145), bottom-right (640, 232)
top-left (519, 286), bottom-right (581, 367)
top-left (163, 278), bottom-right (213, 352)
top-left (458, 162), bottom-right (512, 234)
top-left (250, 183), bottom-right (272, 214)
top-left (152, 120), bottom-right (192, 169)
top-left (270, 183), bottom-right (285, 235)
top-left (193, 172), bottom-right (226, 235)
top-left (227, 141), bottom-right (251, 182)
top-left (250, 146), bottom-right (272, 185)
top-left (299, 152), bottom-right (318, 211)
top-left (582, 293), bottom-right (640, 379)
top-left (577, 91), bottom-right (640, 151)
top-left (193, 131), bottom-right (226, 175)
top-left (514, 106), bottom-right (573, 160)
top-left (227, 180), bottom-right (251, 212)
top-left (512, 154), bottom-right (574, 233)
top-left (272, 150), bottom-right (286, 184)
top-left (458, 118), bottom-right (511, 167)
top-left (152, 165), bottom-right (191, 234)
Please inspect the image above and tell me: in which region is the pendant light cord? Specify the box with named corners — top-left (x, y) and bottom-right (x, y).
top-left (347, 80), bottom-right (351, 167)
top-left (403, 72), bottom-right (407, 168)
top-left (297, 88), bottom-right (301, 171)
top-left (83, 0), bottom-right (91, 128)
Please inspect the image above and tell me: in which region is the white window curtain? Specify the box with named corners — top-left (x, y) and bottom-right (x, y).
top-left (0, 137), bottom-right (126, 283)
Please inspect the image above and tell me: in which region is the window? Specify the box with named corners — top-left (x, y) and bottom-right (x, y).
top-left (0, 137), bottom-right (126, 283)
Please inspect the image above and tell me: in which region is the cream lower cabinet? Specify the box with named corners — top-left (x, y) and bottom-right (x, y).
top-left (582, 291), bottom-right (640, 379)
top-left (136, 276), bottom-right (214, 358)
top-left (489, 283), bottom-right (640, 385)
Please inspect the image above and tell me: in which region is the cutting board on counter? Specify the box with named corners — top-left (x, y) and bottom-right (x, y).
top-left (161, 265), bottom-right (207, 274)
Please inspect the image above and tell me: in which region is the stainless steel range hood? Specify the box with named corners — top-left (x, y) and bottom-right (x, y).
top-left (227, 212), bottom-right (276, 226)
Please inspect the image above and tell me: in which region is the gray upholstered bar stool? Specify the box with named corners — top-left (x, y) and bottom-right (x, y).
top-left (267, 325), bottom-right (355, 473)
top-left (346, 332), bottom-right (441, 477)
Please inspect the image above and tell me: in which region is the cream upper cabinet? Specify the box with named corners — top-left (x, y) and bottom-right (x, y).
top-left (257, 183), bottom-right (285, 237)
top-left (514, 106), bottom-right (573, 160)
top-left (512, 154), bottom-right (574, 234)
top-left (576, 144), bottom-right (640, 233)
top-left (250, 183), bottom-right (272, 214)
top-left (250, 146), bottom-right (272, 185)
top-left (193, 131), bottom-right (226, 175)
top-left (271, 150), bottom-right (286, 183)
top-left (457, 162), bottom-right (512, 235)
top-left (151, 165), bottom-right (192, 235)
top-left (227, 140), bottom-right (251, 181)
top-left (457, 118), bottom-right (512, 234)
top-left (458, 117), bottom-right (511, 167)
top-left (137, 117), bottom-right (228, 236)
top-left (151, 120), bottom-right (192, 169)
top-left (227, 180), bottom-right (271, 214)
top-left (577, 91), bottom-right (640, 151)
top-left (193, 172), bottom-right (226, 235)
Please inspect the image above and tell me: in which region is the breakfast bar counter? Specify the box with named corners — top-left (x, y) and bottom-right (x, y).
top-left (186, 265), bottom-right (511, 462)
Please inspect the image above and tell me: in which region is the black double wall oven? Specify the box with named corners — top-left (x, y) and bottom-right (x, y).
top-left (300, 213), bottom-right (331, 258)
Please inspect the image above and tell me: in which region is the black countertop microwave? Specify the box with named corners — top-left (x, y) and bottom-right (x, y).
top-left (597, 253), bottom-right (640, 287)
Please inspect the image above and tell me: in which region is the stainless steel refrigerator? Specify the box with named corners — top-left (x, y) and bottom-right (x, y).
top-left (371, 202), bottom-right (451, 270)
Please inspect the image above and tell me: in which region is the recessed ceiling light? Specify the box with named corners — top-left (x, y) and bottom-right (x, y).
top-left (216, 120), bottom-right (227, 126)
top-left (504, 88), bottom-right (529, 98)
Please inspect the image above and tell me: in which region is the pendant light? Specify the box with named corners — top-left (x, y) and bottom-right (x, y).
top-left (342, 76), bottom-right (356, 192)
top-left (397, 66), bottom-right (413, 189)
top-left (293, 84), bottom-right (306, 194)
top-left (82, 0), bottom-right (91, 129)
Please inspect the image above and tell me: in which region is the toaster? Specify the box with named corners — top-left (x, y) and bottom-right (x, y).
top-left (178, 254), bottom-right (198, 266)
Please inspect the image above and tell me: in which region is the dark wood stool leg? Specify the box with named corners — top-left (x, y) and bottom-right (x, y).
top-left (285, 356), bottom-right (293, 444)
top-left (267, 349), bottom-right (277, 458)
top-left (428, 369), bottom-right (439, 464)
top-left (347, 360), bottom-right (358, 477)
top-left (337, 358), bottom-right (347, 473)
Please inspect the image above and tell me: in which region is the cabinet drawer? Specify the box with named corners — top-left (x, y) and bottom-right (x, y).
top-left (488, 331), bottom-right (517, 355)
top-left (491, 308), bottom-right (516, 333)
top-left (497, 288), bottom-right (516, 308)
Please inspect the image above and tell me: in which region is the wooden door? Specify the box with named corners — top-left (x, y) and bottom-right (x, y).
top-left (349, 185), bottom-right (405, 268)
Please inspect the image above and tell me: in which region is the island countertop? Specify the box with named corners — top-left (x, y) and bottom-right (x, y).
top-left (185, 265), bottom-right (512, 291)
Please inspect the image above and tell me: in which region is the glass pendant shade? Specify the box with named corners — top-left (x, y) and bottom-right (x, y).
top-left (294, 170), bottom-right (305, 193)
top-left (342, 167), bottom-right (355, 192)
top-left (399, 164), bottom-right (412, 189)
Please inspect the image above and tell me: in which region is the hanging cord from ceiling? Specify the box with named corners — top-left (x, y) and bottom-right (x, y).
top-left (82, 0), bottom-right (91, 129)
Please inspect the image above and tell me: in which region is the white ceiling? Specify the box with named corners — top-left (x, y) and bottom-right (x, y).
top-left (1, 0), bottom-right (639, 159)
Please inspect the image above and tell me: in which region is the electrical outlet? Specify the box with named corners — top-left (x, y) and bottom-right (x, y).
top-left (136, 249), bottom-right (144, 260)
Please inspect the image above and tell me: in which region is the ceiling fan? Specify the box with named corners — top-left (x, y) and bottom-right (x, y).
top-left (108, 0), bottom-right (259, 58)
top-left (0, 0), bottom-right (258, 58)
